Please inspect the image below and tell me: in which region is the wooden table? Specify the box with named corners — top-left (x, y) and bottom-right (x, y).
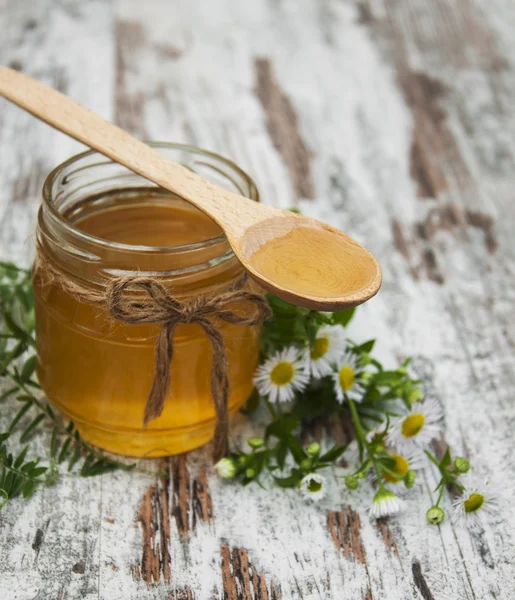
top-left (1, 1), bottom-right (514, 598)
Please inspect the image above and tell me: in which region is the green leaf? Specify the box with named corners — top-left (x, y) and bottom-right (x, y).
top-left (286, 434), bottom-right (306, 465)
top-left (58, 437), bottom-right (72, 464)
top-left (0, 341), bottom-right (27, 373)
top-left (440, 448), bottom-right (451, 469)
top-left (50, 428), bottom-right (59, 459)
top-left (240, 388), bottom-right (260, 415)
top-left (372, 371), bottom-right (404, 386)
top-left (8, 401), bottom-right (32, 433)
top-left (265, 416), bottom-right (298, 440)
top-left (0, 387), bottom-right (18, 402)
top-left (332, 307), bottom-right (355, 327)
top-left (357, 339), bottom-right (376, 354)
top-left (67, 446), bottom-right (81, 472)
top-left (13, 446), bottom-right (29, 469)
top-left (30, 467), bottom-right (48, 478)
top-left (22, 479), bottom-right (36, 498)
top-left (273, 473), bottom-right (301, 488)
top-left (20, 414), bottom-right (45, 442)
top-left (20, 356), bottom-right (37, 382)
top-left (319, 444), bottom-right (348, 463)
top-left (266, 294), bottom-right (298, 316)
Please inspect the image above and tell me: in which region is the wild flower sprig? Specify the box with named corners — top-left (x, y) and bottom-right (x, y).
top-left (0, 261), bottom-right (141, 508)
top-left (217, 291), bottom-right (497, 529)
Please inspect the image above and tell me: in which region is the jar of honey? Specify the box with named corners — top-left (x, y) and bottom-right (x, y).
top-left (33, 143), bottom-right (262, 457)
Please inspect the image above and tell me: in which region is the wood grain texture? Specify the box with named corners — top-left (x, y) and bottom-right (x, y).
top-left (1, 0), bottom-right (515, 598)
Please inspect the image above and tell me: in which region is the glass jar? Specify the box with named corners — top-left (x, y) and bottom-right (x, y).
top-left (33, 143), bottom-right (262, 457)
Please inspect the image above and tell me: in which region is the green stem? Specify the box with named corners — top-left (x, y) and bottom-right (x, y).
top-left (348, 398), bottom-right (370, 463)
top-left (424, 449), bottom-right (442, 469)
top-left (265, 399), bottom-right (278, 420)
top-left (435, 483), bottom-right (445, 508)
top-left (348, 399), bottom-right (367, 444)
top-left (371, 457), bottom-right (385, 487)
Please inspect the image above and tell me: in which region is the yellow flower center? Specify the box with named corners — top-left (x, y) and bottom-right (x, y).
top-left (401, 413), bottom-right (425, 438)
top-left (270, 362), bottom-right (295, 386)
top-left (307, 478), bottom-right (322, 493)
top-left (339, 366), bottom-right (355, 391)
top-left (464, 493), bottom-right (485, 513)
top-left (310, 336), bottom-right (329, 360)
top-left (383, 454), bottom-right (410, 483)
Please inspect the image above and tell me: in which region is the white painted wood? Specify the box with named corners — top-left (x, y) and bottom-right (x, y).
top-left (1, 0), bottom-right (515, 598)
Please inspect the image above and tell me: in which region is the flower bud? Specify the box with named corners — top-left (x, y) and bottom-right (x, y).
top-left (369, 442), bottom-right (385, 455)
top-left (306, 442), bottom-right (321, 457)
top-left (404, 470), bottom-right (416, 489)
top-left (245, 468), bottom-right (256, 479)
top-left (248, 437), bottom-right (265, 449)
top-left (360, 354), bottom-right (372, 366)
top-left (454, 457), bottom-right (470, 474)
top-left (238, 455), bottom-right (248, 466)
top-left (407, 389), bottom-right (424, 405)
top-left (426, 506), bottom-right (445, 525)
top-left (300, 458), bottom-right (312, 471)
top-left (345, 475), bottom-right (359, 490)
top-left (214, 458), bottom-right (237, 480)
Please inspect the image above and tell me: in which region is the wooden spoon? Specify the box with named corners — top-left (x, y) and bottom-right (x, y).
top-left (0, 67), bottom-right (381, 311)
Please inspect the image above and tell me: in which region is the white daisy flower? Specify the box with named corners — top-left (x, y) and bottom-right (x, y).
top-left (299, 473), bottom-right (326, 501)
top-left (254, 346), bottom-right (309, 404)
top-left (452, 477), bottom-right (499, 530)
top-left (387, 399), bottom-right (443, 453)
top-left (214, 457), bottom-right (237, 479)
top-left (305, 325), bottom-right (346, 379)
top-left (332, 351), bottom-right (363, 403)
top-left (370, 488), bottom-right (405, 518)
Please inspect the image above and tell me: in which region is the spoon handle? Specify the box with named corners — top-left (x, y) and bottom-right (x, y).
top-left (0, 67), bottom-right (262, 234)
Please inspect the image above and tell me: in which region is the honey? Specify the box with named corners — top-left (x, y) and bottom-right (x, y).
top-left (33, 144), bottom-right (261, 457)
top-left (249, 226), bottom-right (378, 299)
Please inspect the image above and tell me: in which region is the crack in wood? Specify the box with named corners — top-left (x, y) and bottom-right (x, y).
top-left (114, 19), bottom-right (148, 137)
top-left (327, 507), bottom-right (367, 565)
top-left (412, 560), bottom-right (435, 600)
top-left (421, 248), bottom-right (444, 285)
top-left (169, 589), bottom-right (195, 600)
top-left (392, 203), bottom-right (497, 284)
top-left (171, 454), bottom-right (191, 536)
top-left (375, 518), bottom-right (401, 563)
top-left (12, 158), bottom-right (47, 203)
top-left (254, 57), bottom-right (314, 200)
top-left (357, 2), bottom-right (374, 26)
top-left (400, 71), bottom-right (450, 200)
top-left (137, 470), bottom-right (172, 585)
top-left (32, 518), bottom-right (50, 562)
top-left (171, 455), bottom-right (214, 536)
top-left (192, 465), bottom-right (214, 528)
top-left (220, 545), bottom-right (281, 600)
top-left (72, 559), bottom-right (85, 574)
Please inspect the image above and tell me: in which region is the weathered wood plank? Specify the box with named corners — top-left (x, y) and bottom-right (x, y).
top-left (1, 0), bottom-right (515, 598)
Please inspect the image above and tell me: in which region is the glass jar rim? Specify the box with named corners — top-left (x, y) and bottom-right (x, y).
top-left (41, 142), bottom-right (259, 255)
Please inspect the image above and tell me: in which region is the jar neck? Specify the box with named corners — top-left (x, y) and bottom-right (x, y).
top-left (37, 144), bottom-right (259, 295)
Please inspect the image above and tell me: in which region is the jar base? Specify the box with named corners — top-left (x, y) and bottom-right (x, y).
top-left (52, 405), bottom-right (245, 458)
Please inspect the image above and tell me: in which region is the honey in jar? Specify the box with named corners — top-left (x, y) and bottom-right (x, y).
top-left (33, 143), bottom-right (262, 457)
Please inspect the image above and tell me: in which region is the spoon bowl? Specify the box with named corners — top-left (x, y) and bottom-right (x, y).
top-left (0, 66), bottom-right (381, 311)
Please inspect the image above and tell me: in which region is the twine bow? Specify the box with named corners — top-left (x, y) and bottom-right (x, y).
top-left (105, 276), bottom-right (270, 458)
top-left (34, 253), bottom-right (271, 461)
